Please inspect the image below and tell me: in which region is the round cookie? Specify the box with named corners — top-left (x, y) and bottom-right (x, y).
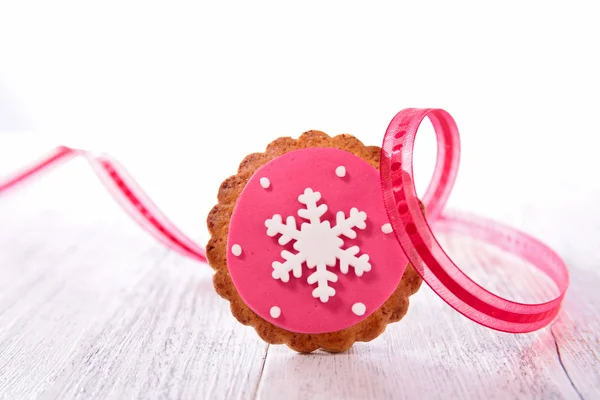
top-left (206, 131), bottom-right (423, 353)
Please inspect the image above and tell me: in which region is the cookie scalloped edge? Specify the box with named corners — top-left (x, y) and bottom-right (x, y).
top-left (206, 130), bottom-right (422, 353)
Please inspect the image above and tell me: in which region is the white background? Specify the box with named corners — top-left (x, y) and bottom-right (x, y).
top-left (1, 1), bottom-right (599, 264)
top-left (0, 4), bottom-right (599, 398)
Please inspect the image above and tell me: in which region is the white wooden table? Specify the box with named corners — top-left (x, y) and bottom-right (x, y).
top-left (0, 143), bottom-right (599, 400)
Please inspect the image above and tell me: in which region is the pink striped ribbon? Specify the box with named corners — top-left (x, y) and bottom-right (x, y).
top-left (0, 108), bottom-right (569, 333)
top-left (0, 146), bottom-right (207, 263)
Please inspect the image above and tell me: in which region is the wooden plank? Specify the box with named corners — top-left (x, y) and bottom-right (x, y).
top-left (0, 165), bottom-right (268, 399)
top-left (36, 252), bottom-right (268, 400)
top-left (257, 295), bottom-right (585, 400)
top-left (257, 233), bottom-right (597, 400)
top-left (552, 269), bottom-right (600, 400)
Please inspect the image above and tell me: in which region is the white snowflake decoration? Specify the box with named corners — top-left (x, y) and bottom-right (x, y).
top-left (265, 188), bottom-right (371, 302)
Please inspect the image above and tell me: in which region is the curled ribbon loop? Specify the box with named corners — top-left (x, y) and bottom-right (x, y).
top-left (0, 108), bottom-right (569, 332)
top-left (380, 108), bottom-right (569, 333)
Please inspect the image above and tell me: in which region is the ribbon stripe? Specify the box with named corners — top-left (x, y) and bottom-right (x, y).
top-left (0, 108), bottom-right (569, 333)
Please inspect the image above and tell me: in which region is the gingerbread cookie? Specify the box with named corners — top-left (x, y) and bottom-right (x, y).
top-left (207, 131), bottom-right (422, 353)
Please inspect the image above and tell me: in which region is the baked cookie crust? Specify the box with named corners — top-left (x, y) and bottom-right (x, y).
top-left (206, 130), bottom-right (422, 353)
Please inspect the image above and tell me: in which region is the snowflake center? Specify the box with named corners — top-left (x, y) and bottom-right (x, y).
top-left (265, 187), bottom-right (372, 302)
top-left (296, 221), bottom-right (343, 268)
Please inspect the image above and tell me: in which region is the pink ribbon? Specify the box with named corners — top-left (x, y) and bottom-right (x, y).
top-left (0, 108), bottom-right (569, 333)
top-left (380, 109), bottom-right (568, 332)
top-left (0, 146), bottom-right (207, 263)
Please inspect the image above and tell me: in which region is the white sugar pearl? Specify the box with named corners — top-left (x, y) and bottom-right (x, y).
top-left (352, 302), bottom-right (366, 316)
top-left (381, 223), bottom-right (393, 234)
top-left (270, 306), bottom-right (281, 318)
top-left (335, 166), bottom-right (346, 178)
top-left (260, 177), bottom-right (271, 189)
top-left (231, 244), bottom-right (242, 256)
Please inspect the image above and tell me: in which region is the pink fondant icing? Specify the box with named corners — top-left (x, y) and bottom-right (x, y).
top-left (227, 147), bottom-right (408, 334)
